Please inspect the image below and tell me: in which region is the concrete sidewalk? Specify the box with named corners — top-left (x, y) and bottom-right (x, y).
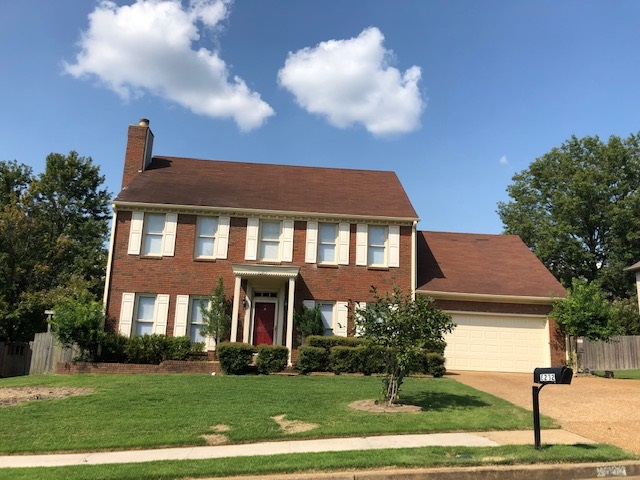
top-left (0, 429), bottom-right (594, 469)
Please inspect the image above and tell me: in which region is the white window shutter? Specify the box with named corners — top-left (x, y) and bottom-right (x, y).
top-left (335, 301), bottom-right (349, 337)
top-left (128, 212), bottom-right (144, 255)
top-left (282, 220), bottom-right (294, 262)
top-left (356, 224), bottom-right (368, 266)
top-left (338, 223), bottom-right (350, 265)
top-left (205, 335), bottom-right (216, 351)
top-left (215, 216), bottom-right (230, 259)
top-left (388, 225), bottom-right (400, 267)
top-left (305, 221), bottom-right (318, 263)
top-left (119, 293), bottom-right (136, 337)
top-left (162, 213), bottom-right (178, 257)
top-left (173, 295), bottom-right (189, 337)
top-left (153, 294), bottom-right (170, 334)
top-left (354, 302), bottom-right (366, 337)
top-left (245, 218), bottom-right (259, 260)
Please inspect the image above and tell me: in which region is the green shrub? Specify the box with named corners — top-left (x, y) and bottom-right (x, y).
top-left (358, 343), bottom-right (386, 375)
top-left (306, 335), bottom-right (362, 351)
top-left (256, 345), bottom-right (289, 374)
top-left (426, 352), bottom-right (446, 377)
top-left (124, 334), bottom-right (167, 364)
top-left (96, 331), bottom-right (129, 363)
top-left (217, 342), bottom-right (256, 375)
top-left (296, 345), bottom-right (329, 374)
top-left (163, 336), bottom-right (194, 360)
top-left (50, 295), bottom-right (105, 361)
top-left (329, 346), bottom-right (361, 374)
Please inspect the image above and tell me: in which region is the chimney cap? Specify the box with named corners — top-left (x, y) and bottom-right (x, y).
top-left (139, 118), bottom-right (150, 127)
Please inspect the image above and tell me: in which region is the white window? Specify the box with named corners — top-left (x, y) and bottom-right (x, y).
top-left (196, 217), bottom-right (218, 258)
top-left (318, 223), bottom-right (338, 264)
top-left (303, 300), bottom-right (348, 337)
top-left (189, 298), bottom-right (208, 343)
top-left (127, 211), bottom-right (177, 257)
top-left (119, 293), bottom-right (170, 337)
top-left (356, 224), bottom-right (400, 268)
top-left (368, 226), bottom-right (387, 266)
top-left (135, 296), bottom-right (156, 336)
top-left (259, 220), bottom-right (281, 260)
top-left (245, 218), bottom-right (294, 262)
top-left (143, 214), bottom-right (166, 256)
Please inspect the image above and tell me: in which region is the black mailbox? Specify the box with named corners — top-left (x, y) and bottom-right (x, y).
top-left (533, 367), bottom-right (573, 385)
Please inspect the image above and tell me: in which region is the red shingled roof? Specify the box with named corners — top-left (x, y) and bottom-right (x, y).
top-left (417, 231), bottom-right (565, 299)
top-left (115, 156), bottom-right (418, 220)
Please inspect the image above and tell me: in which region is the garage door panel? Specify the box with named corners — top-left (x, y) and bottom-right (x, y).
top-left (444, 313), bottom-right (549, 373)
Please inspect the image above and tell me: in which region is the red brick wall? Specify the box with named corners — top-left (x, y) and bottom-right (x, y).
top-left (105, 212), bottom-right (413, 339)
top-left (122, 125), bottom-right (150, 189)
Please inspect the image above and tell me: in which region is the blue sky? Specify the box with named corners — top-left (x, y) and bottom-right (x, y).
top-left (2, 1), bottom-right (640, 234)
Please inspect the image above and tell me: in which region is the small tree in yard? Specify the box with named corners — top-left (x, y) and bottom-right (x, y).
top-left (294, 304), bottom-right (324, 344)
top-left (552, 277), bottom-right (621, 371)
top-left (50, 289), bottom-right (105, 361)
top-left (200, 276), bottom-right (231, 349)
top-left (354, 286), bottom-right (455, 405)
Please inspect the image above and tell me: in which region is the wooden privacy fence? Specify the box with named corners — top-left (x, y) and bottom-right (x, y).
top-left (0, 342), bottom-right (32, 377)
top-left (581, 336), bottom-right (640, 371)
top-left (29, 331), bottom-right (75, 375)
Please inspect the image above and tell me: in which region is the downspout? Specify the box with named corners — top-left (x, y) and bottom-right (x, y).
top-left (411, 221), bottom-right (417, 300)
top-left (102, 205), bottom-right (118, 322)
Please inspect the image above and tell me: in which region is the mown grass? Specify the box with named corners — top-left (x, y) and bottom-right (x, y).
top-left (1, 444), bottom-right (635, 480)
top-left (593, 369), bottom-right (640, 380)
top-left (0, 374), bottom-right (554, 454)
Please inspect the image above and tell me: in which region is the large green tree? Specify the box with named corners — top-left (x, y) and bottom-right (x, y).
top-left (498, 133), bottom-right (640, 299)
top-left (0, 152), bottom-right (111, 342)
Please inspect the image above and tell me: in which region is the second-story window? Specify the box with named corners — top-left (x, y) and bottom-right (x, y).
top-left (318, 223), bottom-right (338, 264)
top-left (196, 217), bottom-right (218, 258)
top-left (259, 220), bottom-right (281, 260)
top-left (142, 214), bottom-right (166, 256)
top-left (367, 225), bottom-right (387, 266)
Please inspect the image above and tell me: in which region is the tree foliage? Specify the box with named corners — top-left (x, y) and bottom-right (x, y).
top-left (200, 276), bottom-right (231, 347)
top-left (294, 304), bottom-right (324, 344)
top-left (0, 152), bottom-right (111, 342)
top-left (353, 286), bottom-right (455, 405)
top-left (498, 133), bottom-right (640, 299)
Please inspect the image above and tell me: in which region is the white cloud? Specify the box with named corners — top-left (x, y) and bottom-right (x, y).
top-left (277, 27), bottom-right (424, 136)
top-left (499, 155), bottom-right (509, 165)
top-left (65, 0), bottom-right (274, 131)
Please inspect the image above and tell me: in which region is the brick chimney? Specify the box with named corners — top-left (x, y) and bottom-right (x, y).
top-left (122, 118), bottom-right (154, 189)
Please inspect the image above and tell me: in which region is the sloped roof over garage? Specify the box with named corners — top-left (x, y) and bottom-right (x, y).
top-left (115, 156), bottom-right (419, 221)
top-left (416, 231), bottom-right (565, 300)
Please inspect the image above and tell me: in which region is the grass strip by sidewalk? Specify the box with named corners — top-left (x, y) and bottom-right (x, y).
top-left (0, 444), bottom-right (635, 480)
top-left (0, 374), bottom-right (556, 454)
top-left (593, 369), bottom-right (640, 380)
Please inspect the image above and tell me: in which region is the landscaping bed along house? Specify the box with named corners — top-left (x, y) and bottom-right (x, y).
top-left (55, 334), bottom-right (447, 377)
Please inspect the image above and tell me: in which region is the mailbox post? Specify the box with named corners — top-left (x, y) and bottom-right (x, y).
top-left (532, 367), bottom-right (573, 449)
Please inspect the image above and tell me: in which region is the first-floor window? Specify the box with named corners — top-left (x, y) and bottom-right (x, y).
top-left (190, 298), bottom-right (208, 343)
top-left (318, 302), bottom-right (335, 336)
top-left (135, 296), bottom-right (156, 336)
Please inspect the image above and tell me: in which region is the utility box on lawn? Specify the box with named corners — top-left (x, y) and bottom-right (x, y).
top-left (533, 367), bottom-right (573, 385)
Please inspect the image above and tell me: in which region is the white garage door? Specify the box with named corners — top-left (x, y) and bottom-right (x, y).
top-left (444, 313), bottom-right (550, 373)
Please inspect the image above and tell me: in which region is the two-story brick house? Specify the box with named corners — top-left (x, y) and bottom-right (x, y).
top-left (103, 119), bottom-right (565, 371)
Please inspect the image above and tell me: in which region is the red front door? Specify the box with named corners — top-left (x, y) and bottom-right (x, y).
top-left (254, 302), bottom-right (276, 346)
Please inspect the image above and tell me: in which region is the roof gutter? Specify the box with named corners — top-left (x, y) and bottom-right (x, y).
top-left (416, 289), bottom-right (561, 305)
top-left (112, 200), bottom-right (420, 224)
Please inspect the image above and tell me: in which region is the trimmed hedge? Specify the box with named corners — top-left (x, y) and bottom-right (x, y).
top-left (217, 342), bottom-right (256, 375)
top-left (256, 345), bottom-right (289, 374)
top-left (96, 333), bottom-right (204, 364)
top-left (329, 346), bottom-right (362, 374)
top-left (296, 345), bottom-right (329, 374)
top-left (412, 351), bottom-right (446, 377)
top-left (306, 335), bottom-right (362, 351)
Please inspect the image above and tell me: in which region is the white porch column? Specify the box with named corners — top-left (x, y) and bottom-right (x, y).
top-left (231, 276), bottom-right (242, 342)
top-left (286, 277), bottom-right (296, 365)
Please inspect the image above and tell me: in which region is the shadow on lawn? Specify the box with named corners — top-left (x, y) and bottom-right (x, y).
top-left (400, 391), bottom-right (489, 411)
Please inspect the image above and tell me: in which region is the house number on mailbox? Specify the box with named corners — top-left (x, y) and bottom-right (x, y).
top-left (539, 373), bottom-right (556, 383)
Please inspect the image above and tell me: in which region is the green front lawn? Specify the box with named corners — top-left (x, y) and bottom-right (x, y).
top-left (0, 374), bottom-right (554, 454)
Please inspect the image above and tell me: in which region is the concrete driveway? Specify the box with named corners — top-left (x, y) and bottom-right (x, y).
top-left (452, 370), bottom-right (640, 454)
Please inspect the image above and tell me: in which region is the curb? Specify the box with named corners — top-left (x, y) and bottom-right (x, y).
top-left (204, 461), bottom-right (640, 480)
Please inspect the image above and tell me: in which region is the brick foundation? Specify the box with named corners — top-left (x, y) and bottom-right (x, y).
top-left (55, 360), bottom-right (221, 375)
